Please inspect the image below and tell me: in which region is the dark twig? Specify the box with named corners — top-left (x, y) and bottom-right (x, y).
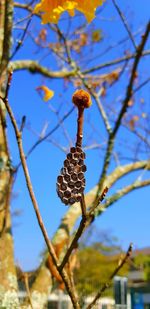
top-left (112, 0), bottom-right (137, 50)
top-left (88, 186), bottom-right (108, 217)
top-left (19, 115), bottom-right (26, 133)
top-left (86, 243), bottom-right (133, 309)
top-left (15, 106), bottom-right (75, 171)
top-left (92, 21), bottom-right (150, 205)
top-left (59, 215), bottom-right (87, 272)
top-left (5, 70), bottom-right (13, 99)
top-left (80, 193), bottom-right (87, 218)
top-left (113, 21), bottom-right (150, 136)
top-left (133, 76), bottom-right (150, 94)
top-left (58, 188), bottom-right (108, 272)
top-left (10, 14), bottom-right (33, 60)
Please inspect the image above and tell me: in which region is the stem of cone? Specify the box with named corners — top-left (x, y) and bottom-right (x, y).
top-left (76, 107), bottom-right (84, 147)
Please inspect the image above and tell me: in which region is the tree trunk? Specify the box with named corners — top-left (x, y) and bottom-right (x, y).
top-left (0, 0), bottom-right (19, 307)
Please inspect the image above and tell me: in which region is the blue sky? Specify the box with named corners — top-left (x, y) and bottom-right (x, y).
top-left (7, 0), bottom-right (150, 270)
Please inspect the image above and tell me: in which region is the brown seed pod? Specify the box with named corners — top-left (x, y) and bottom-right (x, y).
top-left (56, 147), bottom-right (86, 205)
top-left (72, 89), bottom-right (92, 109)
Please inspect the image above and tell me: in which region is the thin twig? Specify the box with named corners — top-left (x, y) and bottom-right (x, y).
top-left (76, 71), bottom-right (112, 135)
top-left (83, 49), bottom-right (150, 75)
top-left (59, 215), bottom-right (87, 272)
top-left (93, 21), bottom-right (150, 205)
top-left (1, 74), bottom-right (80, 309)
top-left (112, 0), bottom-right (137, 50)
top-left (133, 76), bottom-right (150, 94)
top-left (10, 14), bottom-right (33, 60)
top-left (15, 106), bottom-right (75, 171)
top-left (80, 193), bottom-right (87, 218)
top-left (88, 186), bottom-right (108, 217)
top-left (91, 91), bottom-right (112, 134)
top-left (113, 21), bottom-right (150, 136)
top-left (24, 273), bottom-right (34, 309)
top-left (86, 243), bottom-right (133, 309)
top-left (59, 186), bottom-right (108, 272)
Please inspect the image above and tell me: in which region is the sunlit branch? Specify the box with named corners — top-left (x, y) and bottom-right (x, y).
top-left (106, 160), bottom-right (150, 188)
top-left (96, 178), bottom-right (150, 216)
top-left (91, 91), bottom-right (112, 134)
top-left (51, 160), bottom-right (150, 251)
top-left (9, 60), bottom-right (76, 78)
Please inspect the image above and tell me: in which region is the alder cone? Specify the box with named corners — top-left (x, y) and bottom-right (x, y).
top-left (56, 146), bottom-right (86, 205)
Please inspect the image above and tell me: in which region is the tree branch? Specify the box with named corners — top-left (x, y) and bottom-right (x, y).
top-left (9, 60), bottom-right (76, 78)
top-left (92, 21), bottom-right (150, 205)
top-left (1, 77), bottom-right (80, 309)
top-left (113, 21), bottom-right (150, 136)
top-left (15, 106), bottom-right (75, 171)
top-left (97, 178), bottom-right (150, 216)
top-left (86, 243), bottom-right (133, 309)
top-left (82, 49), bottom-right (150, 74)
top-left (112, 0), bottom-right (137, 50)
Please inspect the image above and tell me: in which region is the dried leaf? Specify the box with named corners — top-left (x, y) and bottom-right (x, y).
top-left (36, 86), bottom-right (54, 101)
top-left (92, 29), bottom-right (102, 42)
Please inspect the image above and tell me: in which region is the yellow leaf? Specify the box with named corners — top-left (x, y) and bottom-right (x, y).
top-left (34, 0), bottom-right (105, 24)
top-left (34, 1), bottom-right (77, 24)
top-left (36, 86), bottom-right (54, 101)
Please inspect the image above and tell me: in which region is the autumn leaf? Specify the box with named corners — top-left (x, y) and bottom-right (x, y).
top-left (34, 0), bottom-right (105, 24)
top-left (92, 29), bottom-right (102, 42)
top-left (129, 115), bottom-right (139, 130)
top-left (36, 86), bottom-right (54, 101)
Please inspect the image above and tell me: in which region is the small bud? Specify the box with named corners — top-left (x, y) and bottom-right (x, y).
top-left (72, 89), bottom-right (92, 109)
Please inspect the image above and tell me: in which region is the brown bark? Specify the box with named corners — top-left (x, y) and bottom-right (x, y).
top-left (0, 0), bottom-right (19, 307)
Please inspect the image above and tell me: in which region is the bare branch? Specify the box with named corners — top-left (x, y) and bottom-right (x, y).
top-left (75, 71), bottom-right (112, 134)
top-left (82, 49), bottom-right (150, 75)
top-left (86, 244), bottom-right (133, 309)
top-left (53, 159), bottom-right (150, 253)
top-left (9, 60), bottom-right (76, 78)
top-left (10, 14), bottom-right (33, 60)
top-left (1, 75), bottom-right (80, 309)
top-left (97, 178), bottom-right (150, 216)
top-left (59, 215), bottom-right (88, 272)
top-left (113, 21), bottom-right (150, 136)
top-left (92, 21), bottom-right (150, 205)
top-left (14, 2), bottom-right (33, 13)
top-left (112, 0), bottom-right (137, 50)
top-left (16, 106), bottom-right (75, 171)
top-left (133, 76), bottom-right (150, 94)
